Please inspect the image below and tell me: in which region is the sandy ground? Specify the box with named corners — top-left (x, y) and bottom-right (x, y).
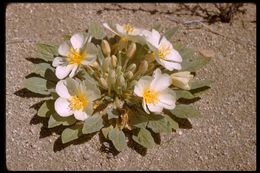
top-left (6, 3), bottom-right (256, 171)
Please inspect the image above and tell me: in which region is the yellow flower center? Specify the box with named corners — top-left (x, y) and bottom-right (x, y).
top-left (121, 37), bottom-right (129, 42)
top-left (68, 48), bottom-right (86, 64)
top-left (143, 88), bottom-right (159, 104)
top-left (158, 44), bottom-right (171, 60)
top-left (122, 24), bottom-right (134, 34)
top-left (69, 93), bottom-right (88, 110)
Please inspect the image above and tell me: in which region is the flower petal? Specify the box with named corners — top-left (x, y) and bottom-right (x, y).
top-left (116, 24), bottom-right (126, 35)
top-left (52, 57), bottom-right (67, 67)
top-left (159, 36), bottom-right (173, 49)
top-left (56, 80), bottom-right (71, 99)
top-left (81, 54), bottom-right (96, 65)
top-left (147, 103), bottom-right (163, 113)
top-left (157, 58), bottom-right (182, 71)
top-left (158, 89), bottom-right (176, 110)
top-left (65, 78), bottom-right (79, 96)
top-left (103, 23), bottom-right (119, 35)
top-left (165, 49), bottom-right (182, 62)
top-left (74, 110), bottom-right (89, 121)
top-left (134, 76), bottom-right (153, 97)
top-left (54, 97), bottom-right (73, 117)
top-left (142, 99), bottom-right (150, 114)
top-left (84, 102), bottom-right (94, 116)
top-left (58, 42), bottom-right (70, 56)
top-left (150, 68), bottom-right (171, 91)
top-left (70, 33), bottom-right (85, 50)
top-left (68, 64), bottom-right (79, 78)
top-left (145, 29), bottom-right (161, 48)
top-left (55, 64), bottom-right (74, 79)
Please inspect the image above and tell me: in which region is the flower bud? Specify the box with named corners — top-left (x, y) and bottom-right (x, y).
top-left (101, 40), bottom-right (111, 57)
top-left (108, 69), bottom-right (116, 86)
top-left (125, 71), bottom-right (133, 80)
top-left (117, 74), bottom-right (126, 89)
top-left (111, 55), bottom-right (117, 68)
top-left (144, 52), bottom-right (155, 63)
top-left (126, 42), bottom-right (136, 59)
top-left (100, 77), bottom-right (108, 89)
top-left (116, 65), bottom-right (122, 74)
top-left (138, 60), bottom-right (148, 75)
top-left (102, 56), bottom-right (111, 72)
top-left (89, 61), bottom-right (100, 69)
top-left (126, 63), bottom-right (136, 73)
top-left (171, 71), bottom-right (194, 90)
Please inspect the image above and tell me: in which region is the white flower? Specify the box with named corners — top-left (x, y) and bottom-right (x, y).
top-left (52, 33), bottom-right (96, 79)
top-left (144, 29), bottom-right (182, 71)
top-left (103, 23), bottom-right (147, 44)
top-left (54, 78), bottom-right (101, 121)
top-left (134, 68), bottom-right (176, 114)
top-left (171, 71), bottom-right (194, 90)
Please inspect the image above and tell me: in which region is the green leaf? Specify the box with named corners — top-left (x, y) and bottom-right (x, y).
top-left (170, 104), bottom-right (200, 119)
top-left (88, 22), bottom-right (106, 39)
top-left (96, 45), bottom-right (105, 65)
top-left (48, 114), bottom-right (62, 128)
top-left (23, 77), bottom-right (50, 95)
top-left (107, 108), bottom-right (119, 120)
top-left (164, 114), bottom-right (179, 130)
top-left (61, 124), bottom-right (83, 144)
top-left (33, 63), bottom-right (57, 82)
top-left (82, 113), bottom-right (104, 134)
top-left (132, 128), bottom-right (155, 149)
top-left (48, 113), bottom-right (77, 128)
top-left (175, 90), bottom-right (196, 100)
top-left (190, 80), bottom-right (213, 90)
top-left (37, 100), bottom-right (55, 118)
top-left (36, 43), bottom-right (58, 61)
top-left (164, 27), bottom-right (178, 40)
top-left (128, 109), bottom-right (149, 128)
top-left (108, 127), bottom-right (127, 152)
top-left (181, 54), bottom-right (211, 72)
top-left (101, 125), bottom-right (113, 139)
top-left (147, 116), bottom-right (172, 133)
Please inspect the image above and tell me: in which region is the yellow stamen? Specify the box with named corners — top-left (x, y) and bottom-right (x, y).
top-left (122, 23), bottom-right (134, 34)
top-left (68, 48), bottom-right (86, 64)
top-left (158, 44), bottom-right (171, 60)
top-left (120, 37), bottom-right (128, 42)
top-left (69, 93), bottom-right (88, 110)
top-left (143, 88), bottom-right (159, 104)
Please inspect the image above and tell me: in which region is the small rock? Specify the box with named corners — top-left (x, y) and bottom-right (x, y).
top-left (199, 48), bottom-right (215, 58)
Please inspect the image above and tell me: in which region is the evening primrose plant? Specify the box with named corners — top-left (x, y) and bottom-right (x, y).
top-left (24, 22), bottom-right (212, 152)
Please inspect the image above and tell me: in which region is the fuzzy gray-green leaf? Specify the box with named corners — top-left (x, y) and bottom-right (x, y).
top-left (171, 104), bottom-right (200, 119)
top-left (164, 114), bottom-right (179, 130)
top-left (147, 117), bottom-right (172, 133)
top-left (132, 128), bottom-right (155, 149)
top-left (101, 125), bottom-right (113, 139)
top-left (88, 22), bottom-right (106, 39)
top-left (61, 124), bottom-right (83, 144)
top-left (23, 77), bottom-right (50, 95)
top-left (128, 109), bottom-right (149, 128)
top-left (37, 100), bottom-right (55, 118)
top-left (36, 43), bottom-right (58, 61)
top-left (175, 90), bottom-right (196, 100)
top-left (108, 127), bottom-right (127, 152)
top-left (48, 113), bottom-right (76, 128)
top-left (164, 27), bottom-right (178, 40)
top-left (181, 53), bottom-right (211, 72)
top-left (82, 113), bottom-right (104, 134)
top-left (190, 80), bottom-right (213, 90)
